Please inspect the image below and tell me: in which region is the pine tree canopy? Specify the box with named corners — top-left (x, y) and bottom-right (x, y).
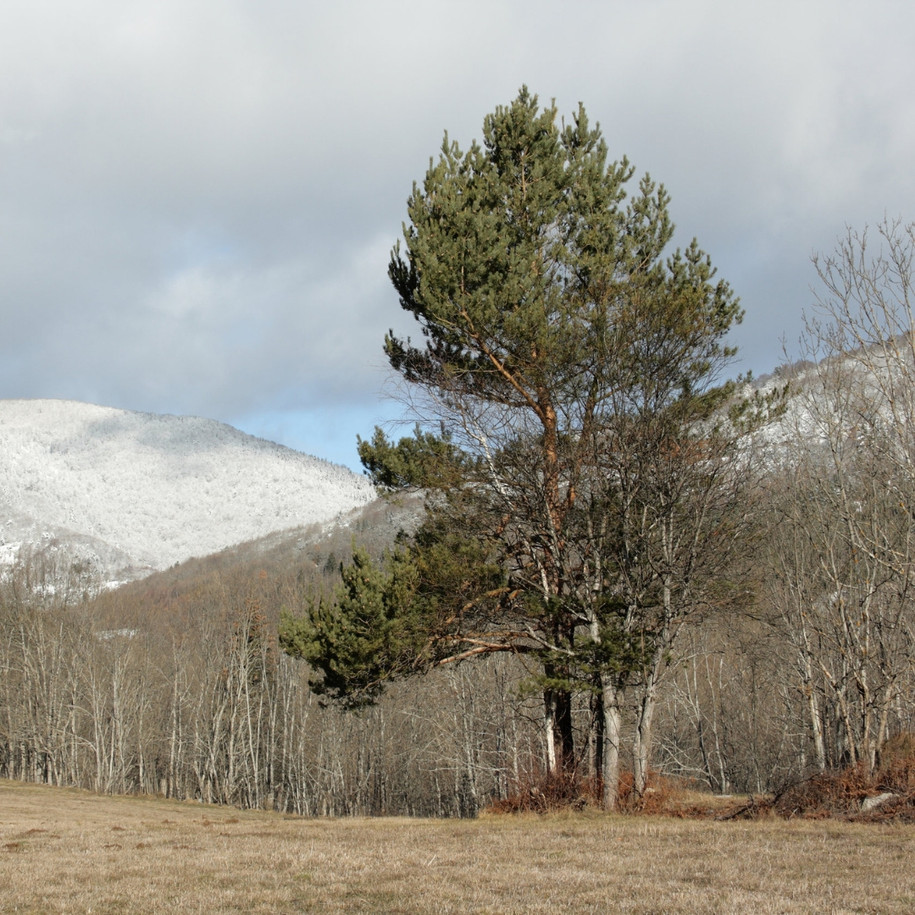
top-left (386, 85), bottom-right (742, 436)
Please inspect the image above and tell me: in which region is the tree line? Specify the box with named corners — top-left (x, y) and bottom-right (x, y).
top-left (0, 553), bottom-right (545, 816)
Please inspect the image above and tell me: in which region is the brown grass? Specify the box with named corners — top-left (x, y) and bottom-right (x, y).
top-left (2, 779), bottom-right (915, 913)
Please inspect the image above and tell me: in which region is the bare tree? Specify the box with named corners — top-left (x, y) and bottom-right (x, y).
top-left (769, 219), bottom-right (915, 772)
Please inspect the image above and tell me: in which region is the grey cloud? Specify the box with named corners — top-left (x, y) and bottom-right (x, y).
top-left (1, 0), bottom-right (914, 468)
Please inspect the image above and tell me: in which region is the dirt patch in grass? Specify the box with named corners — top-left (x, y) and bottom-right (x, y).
top-left (2, 779), bottom-right (915, 913)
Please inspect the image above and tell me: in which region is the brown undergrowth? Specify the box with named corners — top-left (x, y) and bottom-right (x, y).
top-left (486, 768), bottom-right (731, 817)
top-left (487, 733), bottom-right (915, 823)
top-left (708, 733), bottom-right (915, 823)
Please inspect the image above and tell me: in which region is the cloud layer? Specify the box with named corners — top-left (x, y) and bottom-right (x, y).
top-left (2, 1), bottom-right (913, 467)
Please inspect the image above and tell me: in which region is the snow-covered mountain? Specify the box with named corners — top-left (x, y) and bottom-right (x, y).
top-left (0, 399), bottom-right (376, 581)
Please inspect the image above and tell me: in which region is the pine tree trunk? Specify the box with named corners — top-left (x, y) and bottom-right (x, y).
top-left (544, 685), bottom-right (575, 778)
top-left (555, 688), bottom-right (575, 776)
top-left (588, 688), bottom-right (604, 793)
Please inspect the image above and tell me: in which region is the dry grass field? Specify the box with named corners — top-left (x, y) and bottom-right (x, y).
top-left (2, 780), bottom-right (914, 914)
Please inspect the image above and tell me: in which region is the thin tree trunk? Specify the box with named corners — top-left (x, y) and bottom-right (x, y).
top-left (633, 685), bottom-right (655, 799)
top-left (601, 676), bottom-right (622, 811)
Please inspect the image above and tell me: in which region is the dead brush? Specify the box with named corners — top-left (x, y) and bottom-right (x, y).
top-left (856, 733), bottom-right (915, 823)
top-left (487, 737), bottom-right (915, 822)
top-left (487, 769), bottom-right (591, 813)
top-left (875, 732), bottom-right (915, 793)
top-left (617, 770), bottom-right (680, 814)
top-left (753, 732), bottom-right (915, 821)
top-left (487, 769), bottom-right (688, 815)
top-left (773, 762), bottom-right (874, 818)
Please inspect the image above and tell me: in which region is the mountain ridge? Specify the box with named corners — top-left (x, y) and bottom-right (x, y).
top-left (0, 398), bottom-right (376, 582)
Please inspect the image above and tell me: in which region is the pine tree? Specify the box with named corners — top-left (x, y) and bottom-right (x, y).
top-left (285, 88), bottom-right (758, 809)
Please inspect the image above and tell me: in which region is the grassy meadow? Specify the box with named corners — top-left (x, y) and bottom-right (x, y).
top-left (1, 779), bottom-right (914, 913)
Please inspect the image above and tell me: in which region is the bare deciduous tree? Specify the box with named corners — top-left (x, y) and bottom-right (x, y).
top-left (768, 219), bottom-right (915, 772)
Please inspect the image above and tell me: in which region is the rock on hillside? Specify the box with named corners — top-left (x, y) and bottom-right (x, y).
top-left (0, 399), bottom-right (375, 580)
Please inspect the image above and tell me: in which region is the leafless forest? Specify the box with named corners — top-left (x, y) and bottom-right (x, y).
top-left (3, 223), bottom-right (915, 816)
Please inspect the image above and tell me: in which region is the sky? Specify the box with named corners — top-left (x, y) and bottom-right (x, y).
top-left (2, 1), bottom-right (914, 471)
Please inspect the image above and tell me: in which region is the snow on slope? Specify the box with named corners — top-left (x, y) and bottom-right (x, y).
top-left (0, 399), bottom-right (375, 577)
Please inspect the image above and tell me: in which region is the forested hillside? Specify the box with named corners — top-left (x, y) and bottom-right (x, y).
top-left (0, 399), bottom-right (375, 580)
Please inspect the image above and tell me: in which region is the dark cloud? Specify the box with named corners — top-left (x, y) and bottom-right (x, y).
top-left (1, 0), bottom-right (913, 468)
